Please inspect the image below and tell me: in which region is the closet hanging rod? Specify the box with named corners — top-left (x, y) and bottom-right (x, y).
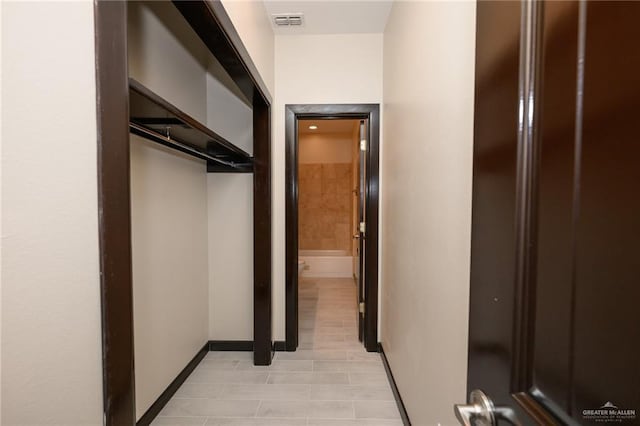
top-left (130, 122), bottom-right (248, 169)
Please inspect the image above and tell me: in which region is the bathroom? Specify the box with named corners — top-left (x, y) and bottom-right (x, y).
top-left (297, 119), bottom-right (362, 281)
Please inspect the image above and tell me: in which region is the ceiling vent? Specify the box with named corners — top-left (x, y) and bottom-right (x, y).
top-left (272, 13), bottom-right (304, 27)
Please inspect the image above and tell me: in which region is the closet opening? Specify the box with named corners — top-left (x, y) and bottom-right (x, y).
top-left (95, 1), bottom-right (272, 423)
top-left (285, 105), bottom-right (380, 353)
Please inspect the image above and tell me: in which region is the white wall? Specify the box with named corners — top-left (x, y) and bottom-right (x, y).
top-left (381, 2), bottom-right (476, 424)
top-left (220, 0), bottom-right (275, 95)
top-left (127, 2), bottom-right (210, 418)
top-left (273, 33), bottom-right (383, 340)
top-left (206, 73), bottom-right (254, 341)
top-left (1, 1), bottom-right (103, 424)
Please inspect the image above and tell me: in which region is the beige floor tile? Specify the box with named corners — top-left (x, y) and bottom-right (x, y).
top-left (175, 383), bottom-right (310, 400)
top-left (151, 417), bottom-right (207, 426)
top-left (274, 350), bottom-right (348, 361)
top-left (310, 384), bottom-right (394, 401)
top-left (354, 401), bottom-right (402, 419)
top-left (348, 372), bottom-right (390, 385)
top-left (205, 419), bottom-right (306, 426)
top-left (235, 359), bottom-right (313, 372)
top-left (174, 383), bottom-right (223, 398)
top-left (307, 420), bottom-right (403, 426)
top-left (197, 359), bottom-right (239, 370)
top-left (204, 351), bottom-right (253, 360)
top-left (313, 361), bottom-right (385, 372)
top-left (347, 351), bottom-right (382, 361)
top-left (256, 400), bottom-right (354, 419)
top-left (186, 370), bottom-right (268, 384)
top-left (267, 371), bottom-right (350, 385)
top-left (221, 384), bottom-right (310, 400)
top-left (159, 399), bottom-right (259, 417)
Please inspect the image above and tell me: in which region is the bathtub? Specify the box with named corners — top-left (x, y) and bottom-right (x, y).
top-left (298, 250), bottom-right (353, 278)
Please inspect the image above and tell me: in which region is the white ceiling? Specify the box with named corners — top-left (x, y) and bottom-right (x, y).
top-left (263, 1), bottom-right (394, 35)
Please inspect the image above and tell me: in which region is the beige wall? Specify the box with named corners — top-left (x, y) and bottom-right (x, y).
top-left (209, 0), bottom-right (274, 342)
top-left (381, 1), bottom-right (476, 424)
top-left (128, 2), bottom-right (210, 418)
top-left (130, 139), bottom-right (209, 418)
top-left (1, 1), bottom-right (103, 424)
top-left (274, 33), bottom-right (383, 340)
top-left (206, 73), bottom-right (254, 342)
top-left (220, 0), bottom-right (275, 95)
top-left (128, 1), bottom-right (208, 122)
top-left (1, 0), bottom-right (4, 418)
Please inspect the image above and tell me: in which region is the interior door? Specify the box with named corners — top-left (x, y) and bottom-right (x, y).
top-left (356, 119), bottom-right (367, 342)
top-left (460, 1), bottom-right (640, 425)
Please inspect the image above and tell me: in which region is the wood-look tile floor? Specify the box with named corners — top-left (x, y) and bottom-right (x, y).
top-left (153, 278), bottom-right (402, 426)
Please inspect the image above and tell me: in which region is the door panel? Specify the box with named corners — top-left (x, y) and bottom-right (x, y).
top-left (465, 1), bottom-right (640, 425)
top-left (572, 1), bottom-right (640, 415)
top-left (533, 0), bottom-right (579, 413)
top-left (468, 0), bottom-right (521, 409)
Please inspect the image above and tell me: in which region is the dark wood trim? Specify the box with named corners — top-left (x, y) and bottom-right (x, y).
top-left (253, 96), bottom-right (273, 365)
top-left (208, 340), bottom-right (254, 351)
top-left (137, 343), bottom-right (209, 426)
top-left (94, 1), bottom-right (136, 424)
top-left (207, 341), bottom-right (286, 352)
top-left (172, 0), bottom-right (272, 105)
top-left (284, 106), bottom-right (298, 351)
top-left (364, 106), bottom-right (380, 352)
top-left (379, 344), bottom-right (411, 426)
top-left (285, 104), bottom-right (380, 352)
top-left (129, 78), bottom-right (253, 172)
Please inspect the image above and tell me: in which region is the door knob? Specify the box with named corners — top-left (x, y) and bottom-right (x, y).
top-left (352, 233), bottom-right (360, 239)
top-left (454, 389), bottom-right (521, 426)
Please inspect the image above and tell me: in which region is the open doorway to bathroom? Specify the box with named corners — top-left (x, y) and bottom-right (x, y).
top-left (285, 104), bottom-right (380, 353)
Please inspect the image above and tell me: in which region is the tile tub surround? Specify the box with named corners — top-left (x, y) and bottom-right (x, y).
top-left (153, 278), bottom-right (402, 425)
top-left (299, 164), bottom-right (354, 252)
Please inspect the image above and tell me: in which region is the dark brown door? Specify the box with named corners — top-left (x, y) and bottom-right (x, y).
top-left (357, 119), bottom-right (368, 342)
top-left (461, 1), bottom-right (640, 424)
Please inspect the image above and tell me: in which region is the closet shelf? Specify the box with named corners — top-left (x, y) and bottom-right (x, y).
top-left (129, 78), bottom-right (253, 173)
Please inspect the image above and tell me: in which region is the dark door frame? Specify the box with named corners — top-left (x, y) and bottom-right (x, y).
top-left (285, 104), bottom-right (380, 353)
top-left (94, 1), bottom-right (273, 423)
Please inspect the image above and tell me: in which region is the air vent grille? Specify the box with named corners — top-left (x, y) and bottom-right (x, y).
top-left (272, 13), bottom-right (304, 27)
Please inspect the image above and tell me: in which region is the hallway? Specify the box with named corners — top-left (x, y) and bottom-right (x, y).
top-left (153, 278), bottom-right (401, 425)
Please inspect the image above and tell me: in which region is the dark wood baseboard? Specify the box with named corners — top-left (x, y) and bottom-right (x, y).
top-left (379, 344), bottom-right (412, 426)
top-left (137, 342), bottom-right (209, 426)
top-left (208, 340), bottom-right (254, 351)
top-left (208, 340), bottom-right (287, 352)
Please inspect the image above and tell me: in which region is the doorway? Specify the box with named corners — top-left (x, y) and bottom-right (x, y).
top-left (285, 104), bottom-right (380, 352)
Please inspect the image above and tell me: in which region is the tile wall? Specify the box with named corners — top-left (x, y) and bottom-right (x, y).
top-left (299, 164), bottom-right (353, 252)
